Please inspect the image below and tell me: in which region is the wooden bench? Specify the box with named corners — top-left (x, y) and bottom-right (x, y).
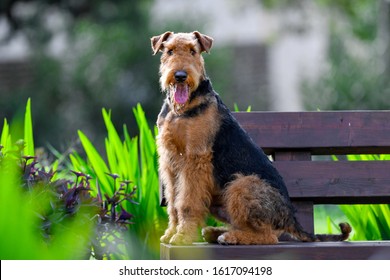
top-left (160, 111), bottom-right (390, 260)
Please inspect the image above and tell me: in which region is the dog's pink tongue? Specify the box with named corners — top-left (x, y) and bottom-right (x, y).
top-left (174, 84), bottom-right (189, 104)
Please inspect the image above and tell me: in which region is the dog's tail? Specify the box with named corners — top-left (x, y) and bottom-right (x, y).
top-left (287, 219), bottom-right (352, 242)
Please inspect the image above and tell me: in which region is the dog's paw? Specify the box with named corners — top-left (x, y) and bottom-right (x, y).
top-left (169, 233), bottom-right (194, 245)
top-left (217, 232), bottom-right (237, 245)
top-left (160, 228), bottom-right (176, 243)
top-left (202, 226), bottom-right (228, 243)
top-left (202, 227), bottom-right (217, 243)
top-left (160, 234), bottom-right (173, 243)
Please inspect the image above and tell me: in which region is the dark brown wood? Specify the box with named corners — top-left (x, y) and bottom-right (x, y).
top-left (292, 201), bottom-right (314, 233)
top-left (273, 151), bottom-right (311, 161)
top-left (273, 151), bottom-right (314, 232)
top-left (275, 161), bottom-right (390, 204)
top-left (233, 111), bottom-right (390, 155)
top-left (160, 161), bottom-right (390, 206)
top-left (161, 242), bottom-right (390, 260)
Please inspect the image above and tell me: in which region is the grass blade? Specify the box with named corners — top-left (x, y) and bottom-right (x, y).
top-left (1, 118), bottom-right (12, 153)
top-left (78, 130), bottom-right (112, 195)
top-left (23, 98), bottom-right (35, 156)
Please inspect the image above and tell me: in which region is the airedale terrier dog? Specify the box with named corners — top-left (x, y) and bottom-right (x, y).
top-left (151, 31), bottom-right (351, 245)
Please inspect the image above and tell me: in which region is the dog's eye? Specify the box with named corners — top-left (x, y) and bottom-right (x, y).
top-left (167, 49), bottom-right (173, 56)
top-left (190, 49), bottom-right (196, 56)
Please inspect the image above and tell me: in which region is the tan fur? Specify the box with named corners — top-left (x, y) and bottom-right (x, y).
top-left (219, 174), bottom-right (289, 244)
top-left (157, 106), bottom-right (221, 244)
top-left (157, 97), bottom-right (221, 244)
top-left (153, 32), bottom-right (221, 244)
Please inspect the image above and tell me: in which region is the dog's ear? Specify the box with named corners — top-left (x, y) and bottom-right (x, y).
top-left (193, 31), bottom-right (213, 53)
top-left (151, 31), bottom-right (173, 55)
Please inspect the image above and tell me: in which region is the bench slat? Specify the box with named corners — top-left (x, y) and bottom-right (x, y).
top-left (275, 161), bottom-right (390, 204)
top-left (161, 242), bottom-right (390, 260)
top-left (233, 111), bottom-right (390, 155)
top-left (160, 161), bottom-right (390, 206)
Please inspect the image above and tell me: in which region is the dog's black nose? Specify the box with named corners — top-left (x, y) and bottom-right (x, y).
top-left (174, 71), bottom-right (187, 82)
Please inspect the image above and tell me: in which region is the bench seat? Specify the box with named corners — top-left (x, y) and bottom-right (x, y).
top-left (161, 241), bottom-right (390, 260)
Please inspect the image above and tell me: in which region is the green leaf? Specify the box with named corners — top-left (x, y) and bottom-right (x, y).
top-left (23, 98), bottom-right (34, 156)
top-left (1, 118), bottom-right (12, 153)
top-left (103, 109), bottom-right (130, 179)
top-left (78, 130), bottom-right (112, 195)
top-left (1, 118), bottom-right (9, 145)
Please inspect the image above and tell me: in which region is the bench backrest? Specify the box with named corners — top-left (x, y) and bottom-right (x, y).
top-left (159, 111), bottom-right (390, 232)
top-left (233, 111), bottom-right (390, 231)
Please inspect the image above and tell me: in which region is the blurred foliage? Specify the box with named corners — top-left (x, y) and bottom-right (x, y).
top-left (316, 0), bottom-right (379, 41)
top-left (0, 159), bottom-right (94, 259)
top-left (1, 100), bottom-right (143, 260)
top-left (302, 0), bottom-right (390, 110)
top-left (261, 0), bottom-right (378, 40)
top-left (0, 0), bottom-right (162, 152)
top-left (303, 31), bottom-right (390, 110)
top-left (260, 0), bottom-right (390, 111)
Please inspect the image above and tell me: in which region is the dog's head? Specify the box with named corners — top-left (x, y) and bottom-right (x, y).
top-left (151, 31), bottom-right (213, 106)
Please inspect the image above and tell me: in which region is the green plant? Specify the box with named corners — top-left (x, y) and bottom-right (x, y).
top-left (340, 204), bottom-right (390, 240)
top-left (1, 100), bottom-right (139, 259)
top-left (69, 104), bottom-right (167, 259)
top-left (234, 103), bottom-right (252, 112)
top-left (338, 154), bottom-right (390, 240)
top-left (1, 98), bottom-right (34, 158)
top-left (0, 100), bottom-right (93, 259)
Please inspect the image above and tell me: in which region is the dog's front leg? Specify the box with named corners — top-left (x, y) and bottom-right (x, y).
top-left (159, 165), bottom-right (179, 243)
top-left (170, 202), bottom-right (206, 245)
top-left (170, 197), bottom-right (208, 245)
top-left (169, 154), bottom-right (213, 245)
top-left (161, 201), bottom-right (179, 243)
